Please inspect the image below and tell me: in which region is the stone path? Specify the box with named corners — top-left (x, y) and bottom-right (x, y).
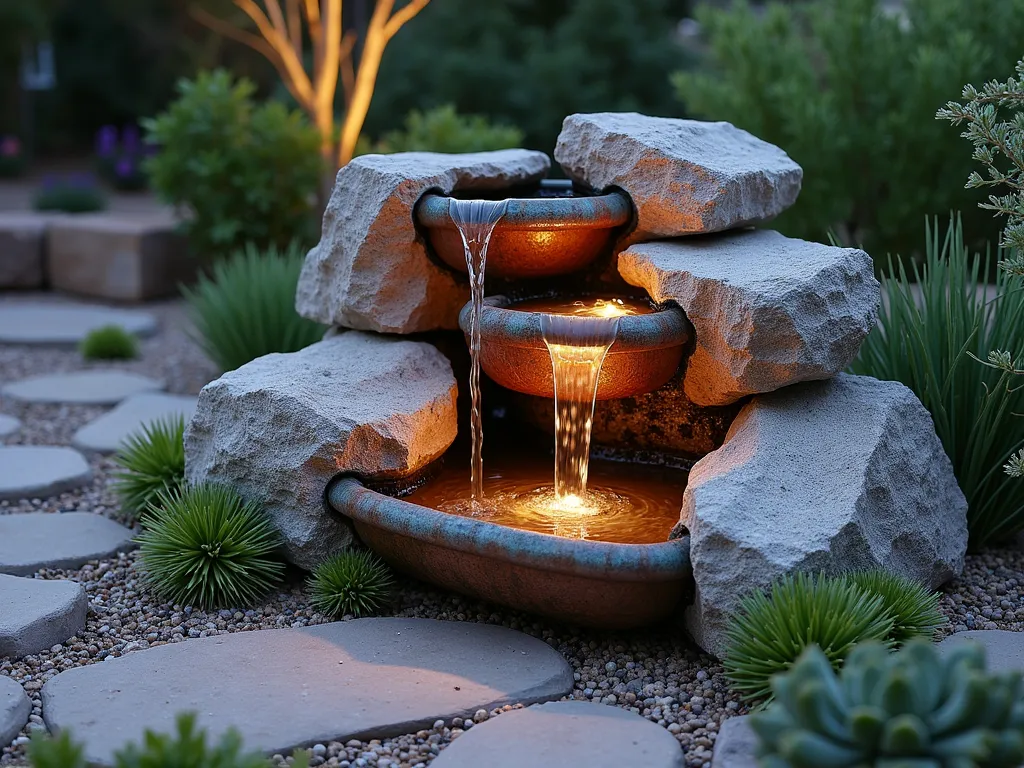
top-left (73, 393), bottom-right (196, 453)
top-left (938, 629), bottom-right (1024, 674)
top-left (2, 370), bottom-right (164, 405)
top-left (42, 618), bottom-right (573, 763)
top-left (431, 701), bottom-right (684, 767)
top-left (0, 414), bottom-right (19, 438)
top-left (0, 574), bottom-right (88, 658)
top-left (0, 676), bottom-right (30, 748)
top-left (710, 716), bottom-right (756, 768)
top-left (0, 513), bottom-right (135, 576)
top-left (0, 302), bottom-right (157, 345)
top-left (0, 446), bottom-right (92, 501)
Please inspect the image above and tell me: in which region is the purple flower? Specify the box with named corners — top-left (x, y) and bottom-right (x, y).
top-left (96, 125), bottom-right (117, 157)
top-left (0, 136), bottom-right (20, 157)
top-left (115, 157), bottom-right (134, 178)
top-left (70, 172), bottom-right (96, 188)
top-left (41, 173), bottom-right (57, 189)
top-left (121, 125), bottom-right (140, 153)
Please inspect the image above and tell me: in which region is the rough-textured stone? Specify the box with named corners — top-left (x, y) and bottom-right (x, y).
top-left (0, 574), bottom-right (88, 658)
top-left (0, 675), bottom-right (31, 747)
top-left (296, 149), bottom-right (550, 334)
top-left (185, 333), bottom-right (458, 569)
top-left (0, 446), bottom-right (92, 502)
top-left (2, 370), bottom-right (164, 405)
top-left (46, 213), bottom-right (193, 301)
top-left (0, 302), bottom-right (157, 346)
top-left (432, 701), bottom-right (684, 768)
top-left (0, 414), bottom-right (20, 437)
top-left (938, 630), bottom-right (1024, 675)
top-left (711, 716), bottom-right (758, 768)
top-left (554, 113), bottom-right (802, 243)
top-left (683, 374), bottom-right (968, 657)
top-left (0, 213), bottom-right (46, 288)
top-left (41, 618), bottom-right (574, 764)
top-left (0, 513), bottom-right (135, 576)
top-left (619, 230), bottom-right (879, 406)
top-left (73, 393), bottom-right (197, 453)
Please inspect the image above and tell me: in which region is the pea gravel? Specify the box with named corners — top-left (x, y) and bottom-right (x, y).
top-left (1, 293), bottom-right (1020, 768)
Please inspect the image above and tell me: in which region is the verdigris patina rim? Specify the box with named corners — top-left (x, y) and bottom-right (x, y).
top-left (328, 477), bottom-right (690, 581)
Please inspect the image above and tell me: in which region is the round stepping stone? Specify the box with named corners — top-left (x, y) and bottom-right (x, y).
top-left (938, 629), bottom-right (1024, 674)
top-left (0, 513), bottom-right (136, 576)
top-left (0, 303), bottom-right (157, 346)
top-left (0, 675), bottom-right (31, 747)
top-left (0, 446), bottom-right (92, 501)
top-left (42, 618), bottom-right (573, 764)
top-left (432, 701), bottom-right (684, 768)
top-left (0, 414), bottom-right (20, 438)
top-left (2, 370), bottom-right (164, 405)
top-left (0, 574), bottom-right (88, 658)
top-left (72, 393), bottom-right (197, 453)
top-left (710, 716), bottom-right (757, 768)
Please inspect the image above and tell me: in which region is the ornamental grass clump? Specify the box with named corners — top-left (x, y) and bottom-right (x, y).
top-left (750, 640), bottom-right (1024, 768)
top-left (137, 483), bottom-right (284, 609)
top-left (79, 324), bottom-right (138, 360)
top-left (309, 550), bottom-right (394, 618)
top-left (845, 570), bottom-right (946, 644)
top-left (183, 242), bottom-right (326, 372)
top-left (112, 415), bottom-right (185, 522)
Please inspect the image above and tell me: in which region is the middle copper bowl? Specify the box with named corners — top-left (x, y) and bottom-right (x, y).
top-left (460, 296), bottom-right (691, 400)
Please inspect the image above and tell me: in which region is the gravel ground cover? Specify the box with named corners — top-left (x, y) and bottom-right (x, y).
top-left (0, 293), bottom-right (1020, 768)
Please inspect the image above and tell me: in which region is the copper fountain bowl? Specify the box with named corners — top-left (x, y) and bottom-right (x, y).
top-left (460, 296), bottom-right (691, 400)
top-left (415, 181), bottom-right (632, 279)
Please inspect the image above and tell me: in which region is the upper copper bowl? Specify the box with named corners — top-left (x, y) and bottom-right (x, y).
top-left (460, 296), bottom-right (691, 400)
top-left (416, 180), bottom-right (632, 279)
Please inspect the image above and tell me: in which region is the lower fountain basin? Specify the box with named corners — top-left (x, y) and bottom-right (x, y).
top-left (416, 181), bottom-right (632, 279)
top-left (461, 296), bottom-right (690, 400)
top-left (328, 476), bottom-right (691, 629)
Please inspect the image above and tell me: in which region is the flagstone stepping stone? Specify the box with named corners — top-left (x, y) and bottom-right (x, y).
top-left (0, 675), bottom-right (31, 747)
top-left (431, 701), bottom-right (684, 768)
top-left (938, 630), bottom-right (1024, 674)
top-left (0, 446), bottom-right (92, 501)
top-left (710, 716), bottom-right (757, 768)
top-left (0, 574), bottom-right (88, 658)
top-left (0, 513), bottom-right (135, 576)
top-left (73, 393), bottom-right (196, 453)
top-left (0, 414), bottom-right (19, 437)
top-left (0, 303), bottom-right (157, 346)
top-left (42, 617), bottom-right (573, 764)
top-left (2, 370), bottom-right (164, 405)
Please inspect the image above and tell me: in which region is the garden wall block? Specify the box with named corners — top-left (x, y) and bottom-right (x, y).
top-left (296, 149), bottom-right (550, 334)
top-left (554, 113), bottom-right (802, 243)
top-left (47, 213), bottom-right (192, 301)
top-left (184, 332), bottom-right (459, 569)
top-left (682, 374), bottom-right (968, 658)
top-left (619, 230), bottom-right (879, 406)
top-left (0, 213), bottom-right (46, 288)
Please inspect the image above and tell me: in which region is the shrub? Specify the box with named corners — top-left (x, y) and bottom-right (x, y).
top-left (750, 640), bottom-right (1024, 768)
top-left (309, 550), bottom-right (394, 619)
top-left (112, 415), bottom-right (186, 522)
top-left (845, 570), bottom-right (945, 644)
top-left (79, 324), bottom-right (138, 360)
top-left (183, 242), bottom-right (326, 372)
top-left (673, 0), bottom-right (1024, 261)
top-left (136, 483), bottom-right (284, 608)
top-left (143, 70), bottom-right (322, 258)
top-left (32, 173), bottom-right (106, 213)
top-left (723, 572), bottom-right (894, 703)
top-left (370, 105), bottom-right (522, 154)
top-left (850, 217), bottom-right (1024, 547)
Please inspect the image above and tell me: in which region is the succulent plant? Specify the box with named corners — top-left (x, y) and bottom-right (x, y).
top-left (846, 570), bottom-right (946, 644)
top-left (113, 415), bottom-right (186, 521)
top-left (750, 639), bottom-right (1024, 768)
top-left (308, 550), bottom-right (394, 618)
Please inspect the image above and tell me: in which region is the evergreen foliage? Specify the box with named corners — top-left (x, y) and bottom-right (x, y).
top-left (113, 415), bottom-right (186, 522)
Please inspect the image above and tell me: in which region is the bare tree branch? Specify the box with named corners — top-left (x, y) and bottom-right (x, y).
top-left (383, 0), bottom-right (430, 40)
top-left (286, 0), bottom-right (302, 55)
top-left (190, 5), bottom-right (281, 68)
top-left (339, 30), bottom-right (356, 110)
top-left (234, 0), bottom-right (315, 106)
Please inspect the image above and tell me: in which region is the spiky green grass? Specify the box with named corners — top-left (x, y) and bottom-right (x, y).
top-left (309, 550), bottom-right (394, 618)
top-left (79, 325), bottom-right (138, 360)
top-left (137, 483), bottom-right (284, 608)
top-left (723, 572), bottom-right (894, 703)
top-left (112, 415), bottom-right (186, 522)
top-left (846, 570), bottom-right (946, 644)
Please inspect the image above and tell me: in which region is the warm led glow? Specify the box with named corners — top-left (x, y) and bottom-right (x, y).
top-left (576, 299), bottom-right (633, 318)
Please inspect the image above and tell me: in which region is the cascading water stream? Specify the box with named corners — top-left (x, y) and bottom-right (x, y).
top-left (449, 198), bottom-right (509, 505)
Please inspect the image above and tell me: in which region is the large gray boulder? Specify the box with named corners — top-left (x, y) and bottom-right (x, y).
top-left (554, 113), bottom-right (802, 243)
top-left (619, 230), bottom-right (879, 406)
top-left (185, 333), bottom-right (458, 569)
top-left (296, 149), bottom-right (550, 334)
top-left (683, 374), bottom-right (967, 657)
